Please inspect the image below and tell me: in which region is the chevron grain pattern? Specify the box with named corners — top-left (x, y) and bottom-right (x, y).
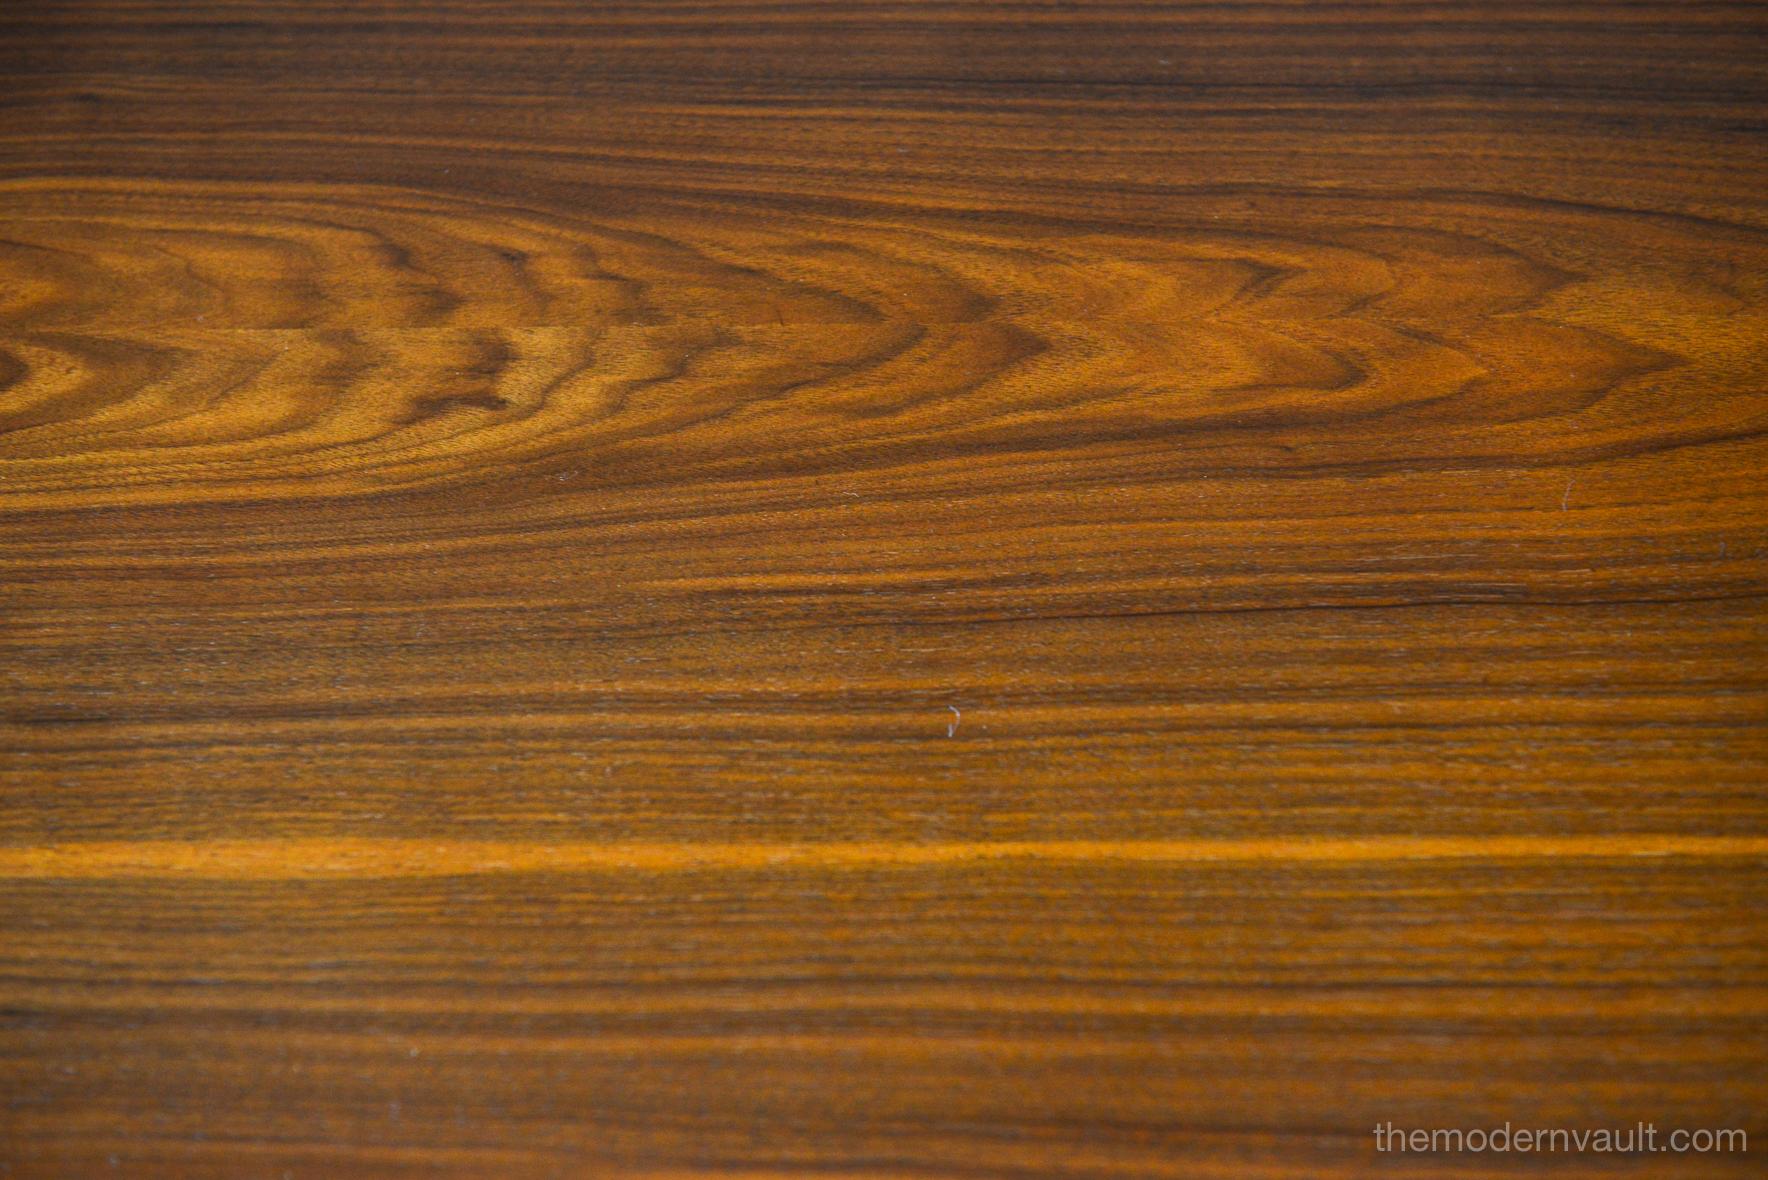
top-left (2, 2), bottom-right (1766, 1177)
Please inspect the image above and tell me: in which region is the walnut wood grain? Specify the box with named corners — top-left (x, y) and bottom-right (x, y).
top-left (2, 2), bottom-right (1766, 1177)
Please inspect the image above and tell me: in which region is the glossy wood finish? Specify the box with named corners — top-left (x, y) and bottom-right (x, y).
top-left (3, 2), bottom-right (1766, 1176)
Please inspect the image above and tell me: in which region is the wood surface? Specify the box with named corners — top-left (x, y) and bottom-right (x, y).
top-left (3, 1), bottom-right (1767, 1176)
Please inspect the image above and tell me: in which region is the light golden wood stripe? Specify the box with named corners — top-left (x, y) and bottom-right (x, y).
top-left (4, 835), bottom-right (1765, 879)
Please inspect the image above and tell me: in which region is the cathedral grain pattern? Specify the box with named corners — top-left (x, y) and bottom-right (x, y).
top-left (2, 2), bottom-right (1766, 1177)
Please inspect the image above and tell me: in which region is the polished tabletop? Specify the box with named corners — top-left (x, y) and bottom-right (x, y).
top-left (2, 2), bottom-right (1765, 1177)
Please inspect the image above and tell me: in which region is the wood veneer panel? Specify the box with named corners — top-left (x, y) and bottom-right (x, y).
top-left (2, 2), bottom-right (1765, 1176)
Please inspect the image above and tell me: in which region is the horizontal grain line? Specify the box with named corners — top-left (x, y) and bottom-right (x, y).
top-left (3, 836), bottom-right (1763, 880)
top-left (12, 144), bottom-right (1768, 258)
top-left (5, 592), bottom-right (1766, 634)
